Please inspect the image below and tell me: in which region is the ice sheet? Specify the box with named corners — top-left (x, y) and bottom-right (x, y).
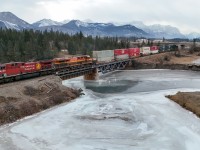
top-left (0, 70), bottom-right (200, 150)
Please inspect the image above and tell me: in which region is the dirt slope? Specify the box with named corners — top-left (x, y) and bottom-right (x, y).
top-left (0, 76), bottom-right (82, 125)
top-left (134, 51), bottom-right (200, 65)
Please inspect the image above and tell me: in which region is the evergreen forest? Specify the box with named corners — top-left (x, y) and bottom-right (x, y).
top-left (0, 29), bottom-right (130, 63)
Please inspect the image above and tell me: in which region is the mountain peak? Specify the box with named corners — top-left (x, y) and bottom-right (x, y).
top-left (0, 11), bottom-right (31, 29)
top-left (0, 11), bottom-right (19, 21)
top-left (32, 19), bottom-right (62, 27)
top-left (66, 20), bottom-right (89, 27)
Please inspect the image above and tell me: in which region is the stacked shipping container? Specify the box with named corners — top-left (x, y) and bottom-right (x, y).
top-left (93, 50), bottom-right (114, 62)
top-left (150, 46), bottom-right (159, 54)
top-left (114, 49), bottom-right (129, 60)
top-left (128, 48), bottom-right (140, 58)
top-left (93, 46), bottom-right (161, 63)
top-left (140, 47), bottom-right (151, 55)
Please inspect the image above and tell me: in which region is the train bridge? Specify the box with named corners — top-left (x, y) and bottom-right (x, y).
top-left (56, 60), bottom-right (130, 80)
top-left (0, 59), bottom-right (131, 84)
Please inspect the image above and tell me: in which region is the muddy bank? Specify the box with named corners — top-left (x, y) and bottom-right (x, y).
top-left (0, 76), bottom-right (82, 125)
top-left (167, 92), bottom-right (200, 117)
top-left (130, 60), bottom-right (200, 71)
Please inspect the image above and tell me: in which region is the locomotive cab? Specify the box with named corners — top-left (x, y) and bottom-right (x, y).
top-left (0, 65), bottom-right (6, 77)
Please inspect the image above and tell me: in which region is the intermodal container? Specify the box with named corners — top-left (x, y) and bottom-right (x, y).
top-left (114, 49), bottom-right (129, 55)
top-left (140, 47), bottom-right (150, 55)
top-left (93, 50), bottom-right (114, 62)
top-left (159, 45), bottom-right (171, 52)
top-left (150, 46), bottom-right (159, 54)
top-left (159, 45), bottom-right (165, 52)
top-left (128, 48), bottom-right (140, 58)
top-left (115, 54), bottom-right (129, 60)
top-left (165, 45), bottom-right (171, 51)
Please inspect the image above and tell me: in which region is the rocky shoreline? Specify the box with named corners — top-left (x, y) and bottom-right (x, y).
top-left (0, 75), bottom-right (82, 125)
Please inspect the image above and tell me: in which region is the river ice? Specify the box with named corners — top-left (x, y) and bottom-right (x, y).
top-left (0, 70), bottom-right (200, 150)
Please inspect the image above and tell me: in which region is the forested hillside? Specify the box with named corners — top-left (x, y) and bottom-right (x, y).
top-left (0, 29), bottom-right (130, 63)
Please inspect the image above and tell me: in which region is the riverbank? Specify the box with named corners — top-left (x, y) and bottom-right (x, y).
top-left (0, 75), bottom-right (82, 125)
top-left (167, 92), bottom-right (200, 118)
top-left (130, 51), bottom-right (200, 71)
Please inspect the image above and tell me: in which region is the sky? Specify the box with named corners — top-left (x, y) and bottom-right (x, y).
top-left (0, 0), bottom-right (200, 34)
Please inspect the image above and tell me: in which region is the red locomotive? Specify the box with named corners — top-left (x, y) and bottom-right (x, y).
top-left (0, 62), bottom-right (41, 77)
top-left (0, 55), bottom-right (95, 79)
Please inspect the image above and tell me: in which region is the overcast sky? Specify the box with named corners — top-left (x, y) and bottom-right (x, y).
top-left (1, 0), bottom-right (199, 34)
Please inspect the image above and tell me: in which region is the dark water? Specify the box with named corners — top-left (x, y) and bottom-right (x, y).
top-left (84, 79), bottom-right (140, 93)
top-left (84, 70), bottom-right (200, 94)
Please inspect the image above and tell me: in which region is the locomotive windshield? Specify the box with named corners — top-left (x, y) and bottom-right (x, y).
top-left (0, 66), bottom-right (5, 70)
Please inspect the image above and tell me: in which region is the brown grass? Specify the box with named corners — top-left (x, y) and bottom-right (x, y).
top-left (135, 51), bottom-right (200, 65)
top-left (166, 92), bottom-right (200, 117)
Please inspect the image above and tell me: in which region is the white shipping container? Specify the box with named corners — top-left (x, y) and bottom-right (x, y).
top-left (140, 47), bottom-right (150, 55)
top-left (93, 50), bottom-right (114, 62)
top-left (150, 50), bottom-right (159, 54)
top-left (115, 54), bottom-right (129, 60)
top-left (93, 50), bottom-right (114, 58)
top-left (95, 56), bottom-right (114, 62)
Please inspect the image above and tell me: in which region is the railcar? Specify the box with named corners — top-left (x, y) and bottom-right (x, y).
top-left (150, 46), bottom-right (159, 54)
top-left (21, 62), bottom-right (41, 73)
top-left (40, 60), bottom-right (53, 70)
top-left (0, 64), bottom-right (6, 77)
top-left (140, 47), bottom-right (151, 56)
top-left (128, 48), bottom-right (140, 58)
top-left (114, 49), bottom-right (129, 60)
top-left (68, 55), bottom-right (94, 64)
top-left (93, 50), bottom-right (115, 63)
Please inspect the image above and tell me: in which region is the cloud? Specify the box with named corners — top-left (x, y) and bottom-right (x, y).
top-left (0, 0), bottom-right (200, 33)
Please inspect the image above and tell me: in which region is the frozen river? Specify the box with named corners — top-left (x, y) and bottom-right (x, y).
top-left (1, 70), bottom-right (200, 150)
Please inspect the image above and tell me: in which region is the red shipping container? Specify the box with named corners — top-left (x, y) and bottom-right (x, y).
top-left (150, 46), bottom-right (159, 51)
top-left (114, 49), bottom-right (129, 55)
top-left (128, 48), bottom-right (140, 58)
top-left (150, 46), bottom-right (159, 54)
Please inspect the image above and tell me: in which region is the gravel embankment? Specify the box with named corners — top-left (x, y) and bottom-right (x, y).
top-left (0, 75), bottom-right (82, 125)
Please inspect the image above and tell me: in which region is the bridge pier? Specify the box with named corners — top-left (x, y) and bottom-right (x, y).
top-left (84, 68), bottom-right (99, 80)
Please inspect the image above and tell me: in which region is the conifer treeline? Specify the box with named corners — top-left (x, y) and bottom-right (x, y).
top-left (0, 29), bottom-right (130, 63)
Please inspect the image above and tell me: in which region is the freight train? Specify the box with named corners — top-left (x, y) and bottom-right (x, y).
top-left (0, 45), bottom-right (176, 80)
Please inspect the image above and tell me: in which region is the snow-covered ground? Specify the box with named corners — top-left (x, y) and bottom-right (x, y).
top-left (193, 58), bottom-right (200, 65)
top-left (0, 70), bottom-right (200, 150)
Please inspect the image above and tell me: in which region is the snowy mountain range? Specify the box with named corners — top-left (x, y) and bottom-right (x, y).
top-left (0, 11), bottom-right (199, 39)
